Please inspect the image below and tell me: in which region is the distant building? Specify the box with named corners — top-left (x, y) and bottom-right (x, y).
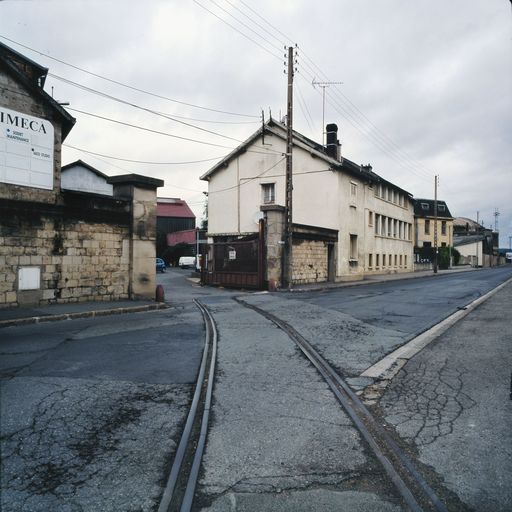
top-left (452, 217), bottom-right (500, 267)
top-left (201, 119), bottom-right (414, 288)
top-left (413, 198), bottom-right (454, 250)
top-left (61, 160), bottom-right (113, 195)
top-left (156, 198), bottom-right (196, 261)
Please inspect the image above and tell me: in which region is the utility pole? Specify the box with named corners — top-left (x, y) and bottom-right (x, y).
top-left (494, 207), bottom-right (500, 232)
top-left (312, 79), bottom-right (343, 145)
top-left (283, 46), bottom-right (294, 289)
top-left (433, 175), bottom-right (438, 274)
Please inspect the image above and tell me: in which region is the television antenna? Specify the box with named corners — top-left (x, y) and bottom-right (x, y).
top-left (312, 78), bottom-right (343, 145)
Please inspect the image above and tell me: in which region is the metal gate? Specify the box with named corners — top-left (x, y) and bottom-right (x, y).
top-left (201, 235), bottom-right (264, 289)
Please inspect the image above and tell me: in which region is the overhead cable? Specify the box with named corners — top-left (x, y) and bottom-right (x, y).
top-left (0, 34), bottom-right (259, 118)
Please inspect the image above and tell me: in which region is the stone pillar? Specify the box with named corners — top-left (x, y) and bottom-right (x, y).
top-left (109, 174), bottom-right (164, 300)
top-left (261, 205), bottom-right (285, 290)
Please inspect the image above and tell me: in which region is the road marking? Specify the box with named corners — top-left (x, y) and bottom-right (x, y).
top-left (361, 276), bottom-right (512, 380)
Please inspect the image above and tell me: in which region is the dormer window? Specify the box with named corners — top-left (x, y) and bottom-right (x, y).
top-left (421, 203), bottom-right (429, 210)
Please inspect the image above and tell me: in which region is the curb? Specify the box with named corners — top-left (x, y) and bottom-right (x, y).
top-left (0, 302), bottom-right (168, 328)
top-left (358, 276), bottom-right (512, 403)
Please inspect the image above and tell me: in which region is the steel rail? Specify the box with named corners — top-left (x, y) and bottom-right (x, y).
top-left (157, 299), bottom-right (216, 512)
top-left (236, 297), bottom-right (448, 512)
top-left (180, 300), bottom-right (218, 511)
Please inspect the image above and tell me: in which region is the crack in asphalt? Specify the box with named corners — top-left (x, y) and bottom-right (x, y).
top-left (380, 359), bottom-right (476, 447)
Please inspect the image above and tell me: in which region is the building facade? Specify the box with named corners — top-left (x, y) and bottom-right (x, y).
top-left (201, 119), bottom-right (414, 287)
top-left (413, 198), bottom-right (454, 249)
top-left (0, 42), bottom-right (162, 307)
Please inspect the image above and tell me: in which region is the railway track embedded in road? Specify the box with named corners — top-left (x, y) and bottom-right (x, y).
top-left (235, 296), bottom-right (449, 512)
top-left (158, 299), bottom-right (217, 512)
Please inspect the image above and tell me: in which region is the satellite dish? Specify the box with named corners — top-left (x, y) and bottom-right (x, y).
top-left (253, 211), bottom-right (264, 224)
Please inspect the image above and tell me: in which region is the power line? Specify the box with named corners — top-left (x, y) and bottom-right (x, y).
top-left (198, 5), bottom-right (434, 180)
top-left (66, 107), bottom-right (241, 150)
top-left (0, 34), bottom-right (259, 118)
top-left (50, 73), bottom-right (249, 144)
top-left (64, 143), bottom-right (225, 165)
top-left (205, 0), bottom-right (283, 55)
top-left (223, 0), bottom-right (286, 48)
top-left (208, 156), bottom-right (285, 195)
top-left (193, 0), bottom-right (283, 62)
top-left (66, 106), bottom-right (283, 155)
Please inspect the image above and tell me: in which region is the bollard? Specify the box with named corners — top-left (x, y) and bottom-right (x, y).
top-left (155, 284), bottom-right (165, 302)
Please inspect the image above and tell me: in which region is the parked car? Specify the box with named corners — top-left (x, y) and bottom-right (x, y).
top-left (178, 256), bottom-right (196, 269)
top-left (156, 258), bottom-right (166, 273)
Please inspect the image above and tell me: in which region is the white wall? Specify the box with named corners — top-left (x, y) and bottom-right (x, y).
top-left (205, 129), bottom-right (414, 279)
top-left (61, 165), bottom-right (113, 196)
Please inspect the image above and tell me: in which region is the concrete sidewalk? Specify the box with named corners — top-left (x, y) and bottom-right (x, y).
top-left (0, 300), bottom-right (167, 328)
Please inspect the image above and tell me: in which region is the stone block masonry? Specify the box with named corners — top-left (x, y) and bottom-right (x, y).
top-left (0, 192), bottom-right (132, 307)
top-left (292, 238), bottom-right (329, 284)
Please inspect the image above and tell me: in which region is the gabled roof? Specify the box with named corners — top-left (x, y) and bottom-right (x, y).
top-left (0, 41), bottom-right (75, 140)
top-left (61, 160), bottom-right (110, 180)
top-left (200, 118), bottom-right (412, 197)
top-left (157, 198), bottom-right (195, 219)
top-left (413, 198), bottom-right (453, 219)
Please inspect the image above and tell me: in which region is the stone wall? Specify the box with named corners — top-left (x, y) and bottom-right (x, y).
top-left (0, 192), bottom-right (132, 307)
top-left (292, 238), bottom-right (328, 284)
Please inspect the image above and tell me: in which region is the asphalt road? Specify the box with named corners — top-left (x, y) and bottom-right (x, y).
top-left (287, 267), bottom-right (512, 338)
top-left (2, 267), bottom-right (511, 511)
top-left (380, 279), bottom-right (512, 512)
top-left (0, 303), bottom-right (205, 512)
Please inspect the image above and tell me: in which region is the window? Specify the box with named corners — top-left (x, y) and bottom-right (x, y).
top-left (382, 254), bottom-right (386, 268)
top-left (438, 204), bottom-right (446, 212)
top-left (350, 234), bottom-right (358, 260)
top-left (261, 183), bottom-right (275, 204)
top-left (375, 214), bottom-right (380, 234)
top-left (404, 255), bottom-right (408, 267)
top-left (441, 221), bottom-right (447, 235)
top-left (425, 219), bottom-right (430, 235)
top-left (394, 254), bottom-right (398, 266)
top-left (350, 182), bottom-right (357, 196)
top-left (423, 241), bottom-right (432, 248)
top-left (387, 188), bottom-right (392, 201)
top-left (368, 211), bottom-right (374, 227)
top-left (399, 254), bottom-right (403, 266)
top-left (388, 254), bottom-right (392, 266)
top-left (441, 242), bottom-right (447, 247)
top-left (368, 253), bottom-right (373, 269)
top-left (376, 254), bottom-right (380, 268)
top-left (421, 202), bottom-right (429, 210)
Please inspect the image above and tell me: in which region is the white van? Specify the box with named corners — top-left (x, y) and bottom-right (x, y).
top-left (178, 256), bottom-right (196, 269)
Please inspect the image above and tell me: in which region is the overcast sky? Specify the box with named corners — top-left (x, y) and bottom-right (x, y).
top-left (1, 0), bottom-right (511, 246)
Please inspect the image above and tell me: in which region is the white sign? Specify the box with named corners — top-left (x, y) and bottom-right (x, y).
top-left (228, 250), bottom-right (237, 260)
top-left (0, 107), bottom-right (54, 190)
